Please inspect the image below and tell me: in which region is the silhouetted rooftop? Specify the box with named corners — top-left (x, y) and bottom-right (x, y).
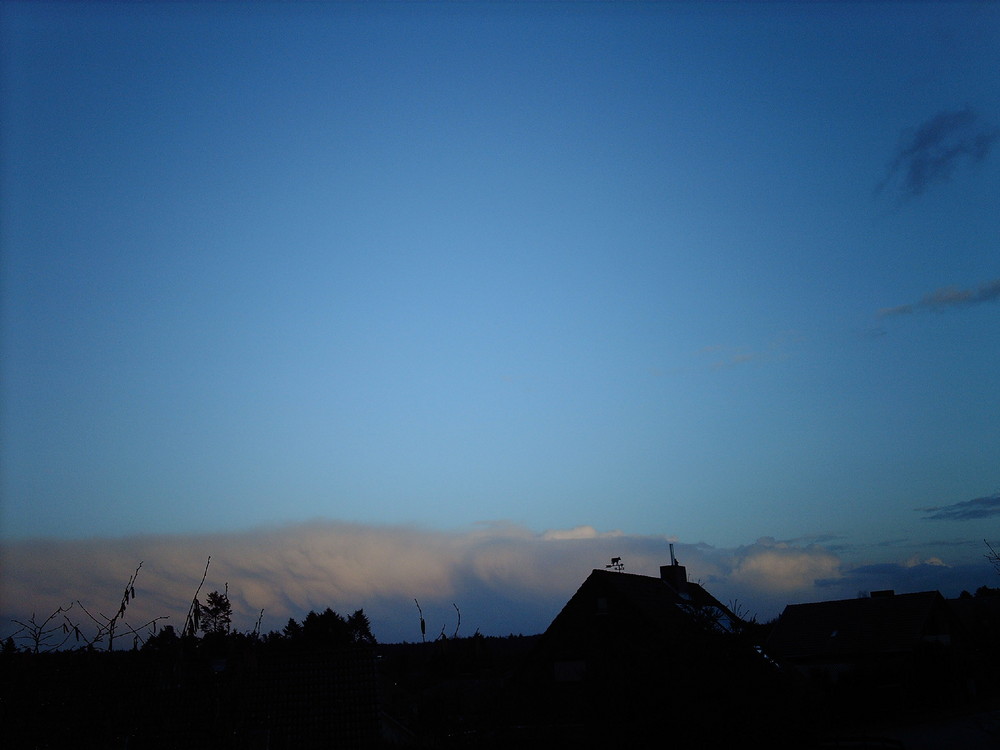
top-left (765, 591), bottom-right (947, 659)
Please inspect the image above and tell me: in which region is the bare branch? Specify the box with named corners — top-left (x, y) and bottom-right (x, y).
top-left (73, 561), bottom-right (157, 651)
top-left (10, 603), bottom-right (79, 653)
top-left (184, 556), bottom-right (211, 638)
top-left (116, 615), bottom-right (170, 649)
top-left (987, 539), bottom-right (1000, 576)
top-left (414, 598), bottom-right (426, 643)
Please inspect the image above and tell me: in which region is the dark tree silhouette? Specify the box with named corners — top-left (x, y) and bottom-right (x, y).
top-left (198, 586), bottom-right (232, 636)
top-left (281, 617), bottom-right (303, 640)
top-left (274, 607), bottom-right (377, 649)
top-left (347, 608), bottom-right (376, 645)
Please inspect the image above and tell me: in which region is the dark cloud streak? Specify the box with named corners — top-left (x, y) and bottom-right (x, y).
top-left (919, 492), bottom-right (1000, 521)
top-left (877, 107), bottom-right (997, 201)
top-left (878, 278), bottom-right (1000, 318)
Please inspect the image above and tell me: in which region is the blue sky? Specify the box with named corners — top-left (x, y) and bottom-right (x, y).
top-left (2, 2), bottom-right (998, 641)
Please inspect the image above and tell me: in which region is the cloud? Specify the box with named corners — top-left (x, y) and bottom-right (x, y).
top-left (877, 107), bottom-right (998, 200)
top-left (541, 525), bottom-right (623, 541)
top-left (700, 347), bottom-right (762, 370)
top-left (1, 523), bottom-right (992, 643)
top-left (918, 491), bottom-right (1000, 521)
top-left (0, 522), bottom-right (669, 644)
top-left (878, 278), bottom-right (1000, 318)
top-left (724, 538), bottom-right (843, 594)
top-left (696, 331), bottom-right (802, 370)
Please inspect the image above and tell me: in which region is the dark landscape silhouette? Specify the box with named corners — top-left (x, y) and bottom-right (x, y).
top-left (2, 555), bottom-right (999, 749)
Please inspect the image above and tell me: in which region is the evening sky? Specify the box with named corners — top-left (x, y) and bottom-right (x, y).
top-left (2, 2), bottom-right (997, 639)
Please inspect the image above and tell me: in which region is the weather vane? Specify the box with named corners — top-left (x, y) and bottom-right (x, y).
top-left (606, 556), bottom-right (624, 572)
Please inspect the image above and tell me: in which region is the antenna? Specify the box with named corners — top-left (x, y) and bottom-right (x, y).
top-left (605, 556), bottom-right (624, 572)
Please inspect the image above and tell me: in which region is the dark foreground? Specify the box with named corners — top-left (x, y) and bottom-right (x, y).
top-left (2, 634), bottom-right (997, 749)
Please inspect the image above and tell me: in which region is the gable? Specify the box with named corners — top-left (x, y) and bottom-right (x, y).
top-left (539, 569), bottom-right (741, 652)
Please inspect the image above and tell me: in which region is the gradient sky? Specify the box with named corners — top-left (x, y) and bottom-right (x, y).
top-left (2, 2), bottom-right (998, 642)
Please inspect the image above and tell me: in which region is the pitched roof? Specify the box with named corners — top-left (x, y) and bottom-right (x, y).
top-left (555, 568), bottom-right (739, 634)
top-left (764, 591), bottom-right (946, 660)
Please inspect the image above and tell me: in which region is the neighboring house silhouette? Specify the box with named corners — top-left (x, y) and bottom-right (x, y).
top-left (764, 590), bottom-right (976, 715)
top-left (946, 588), bottom-right (1000, 689)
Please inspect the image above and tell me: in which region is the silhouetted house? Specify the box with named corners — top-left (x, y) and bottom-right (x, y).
top-left (764, 590), bottom-right (976, 714)
top-left (505, 557), bottom-right (793, 746)
top-left (946, 587), bottom-right (1000, 683)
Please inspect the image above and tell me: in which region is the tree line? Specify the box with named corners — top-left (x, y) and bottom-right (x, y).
top-left (3, 556), bottom-right (376, 655)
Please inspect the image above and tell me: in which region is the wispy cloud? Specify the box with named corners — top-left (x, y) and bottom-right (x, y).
top-left (878, 278), bottom-right (1000, 318)
top-left (918, 492), bottom-right (1000, 521)
top-left (0, 523), bottom-right (991, 643)
top-left (696, 331), bottom-right (802, 370)
top-left (877, 107), bottom-right (997, 201)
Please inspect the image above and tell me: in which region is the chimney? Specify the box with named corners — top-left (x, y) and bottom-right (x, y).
top-left (660, 544), bottom-right (688, 593)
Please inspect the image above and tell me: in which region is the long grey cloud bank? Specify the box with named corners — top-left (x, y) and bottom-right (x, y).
top-left (0, 522), bottom-right (989, 644)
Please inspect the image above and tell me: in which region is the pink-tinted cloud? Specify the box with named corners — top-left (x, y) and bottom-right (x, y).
top-left (1, 523), bottom-right (991, 645)
top-left (726, 538), bottom-right (843, 593)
